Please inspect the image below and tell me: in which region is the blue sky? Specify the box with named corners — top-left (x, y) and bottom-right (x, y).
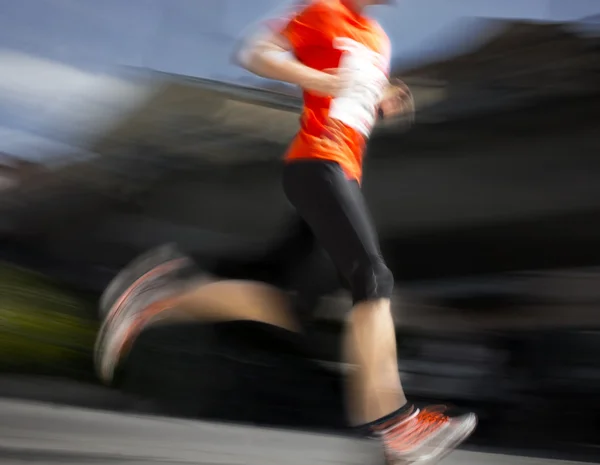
top-left (0, 0), bottom-right (597, 159)
top-left (0, 0), bottom-right (597, 80)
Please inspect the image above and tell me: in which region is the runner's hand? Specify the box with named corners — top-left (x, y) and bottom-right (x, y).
top-left (379, 78), bottom-right (414, 119)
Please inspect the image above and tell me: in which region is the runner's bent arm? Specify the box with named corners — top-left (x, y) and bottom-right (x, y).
top-left (235, 3), bottom-right (344, 97)
top-left (237, 31), bottom-right (325, 90)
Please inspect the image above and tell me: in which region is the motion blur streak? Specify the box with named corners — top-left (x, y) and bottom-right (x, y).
top-left (0, 0), bottom-right (599, 464)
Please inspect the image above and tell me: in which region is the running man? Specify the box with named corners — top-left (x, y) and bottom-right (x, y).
top-left (95, 0), bottom-right (476, 463)
top-left (236, 0), bottom-right (476, 459)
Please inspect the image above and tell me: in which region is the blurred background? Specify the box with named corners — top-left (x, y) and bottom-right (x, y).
top-left (1, 0), bottom-right (600, 462)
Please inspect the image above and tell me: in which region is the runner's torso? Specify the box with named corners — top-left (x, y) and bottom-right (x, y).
top-left (280, 0), bottom-right (391, 181)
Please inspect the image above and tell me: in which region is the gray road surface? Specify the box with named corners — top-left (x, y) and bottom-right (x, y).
top-left (0, 399), bottom-right (591, 465)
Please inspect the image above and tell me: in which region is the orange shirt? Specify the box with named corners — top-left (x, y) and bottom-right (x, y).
top-left (280, 0), bottom-right (391, 182)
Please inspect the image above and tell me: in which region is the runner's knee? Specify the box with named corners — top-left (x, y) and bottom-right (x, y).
top-left (350, 257), bottom-right (394, 303)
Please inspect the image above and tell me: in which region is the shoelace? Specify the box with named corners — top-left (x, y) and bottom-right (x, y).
top-left (383, 406), bottom-right (450, 452)
top-left (106, 258), bottom-right (188, 329)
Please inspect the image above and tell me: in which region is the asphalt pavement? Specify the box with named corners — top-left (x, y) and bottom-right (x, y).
top-left (0, 398), bottom-right (595, 465)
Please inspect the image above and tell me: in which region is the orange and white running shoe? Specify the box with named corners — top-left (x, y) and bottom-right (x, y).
top-left (95, 244), bottom-right (197, 384)
top-left (376, 405), bottom-right (477, 464)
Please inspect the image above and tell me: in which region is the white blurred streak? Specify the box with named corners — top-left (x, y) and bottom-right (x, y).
top-left (0, 127), bottom-right (93, 168)
top-left (0, 49), bottom-right (154, 157)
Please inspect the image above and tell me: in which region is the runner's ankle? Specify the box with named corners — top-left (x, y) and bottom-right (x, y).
top-left (354, 402), bottom-right (416, 438)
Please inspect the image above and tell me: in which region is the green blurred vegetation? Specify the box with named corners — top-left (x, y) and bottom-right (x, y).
top-left (0, 263), bottom-right (99, 381)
